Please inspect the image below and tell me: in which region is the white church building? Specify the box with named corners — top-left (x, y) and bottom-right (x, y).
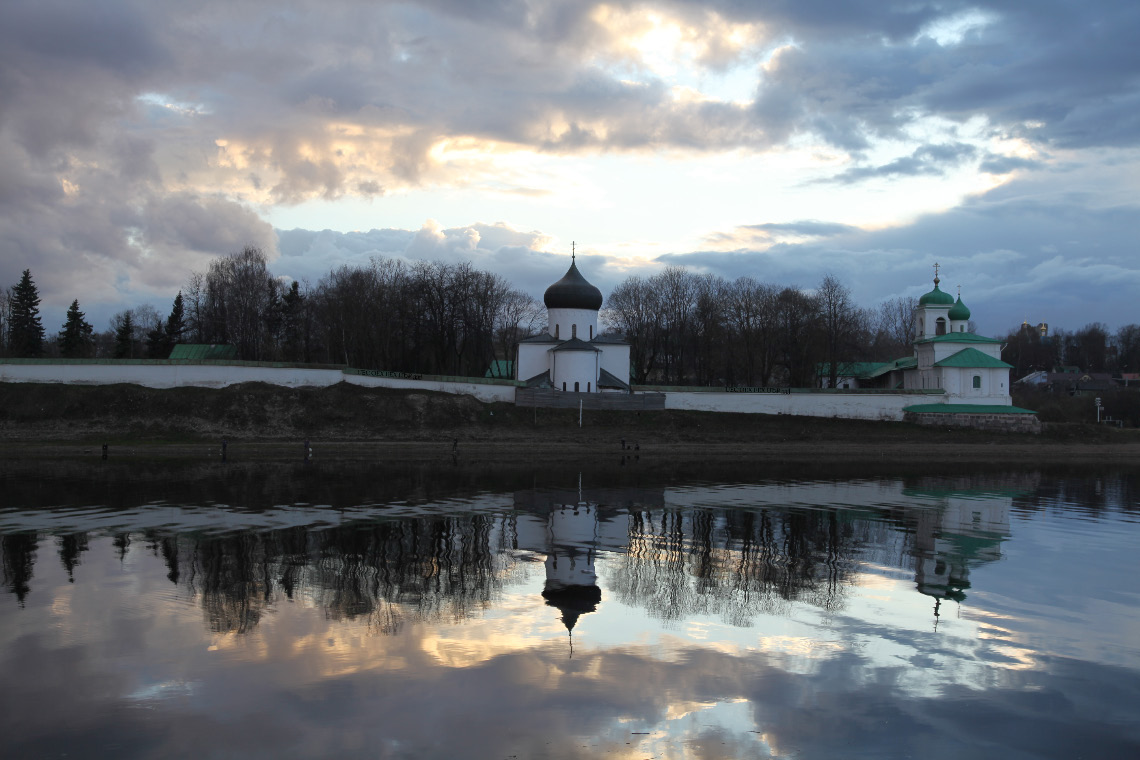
top-left (903, 271), bottom-right (1012, 402)
top-left (515, 254), bottom-right (631, 392)
top-left (828, 267), bottom-right (1015, 406)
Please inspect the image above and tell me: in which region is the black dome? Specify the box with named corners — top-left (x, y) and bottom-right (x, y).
top-left (544, 260), bottom-right (603, 310)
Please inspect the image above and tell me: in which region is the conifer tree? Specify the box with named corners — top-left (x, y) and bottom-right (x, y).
top-left (9, 269), bottom-right (45, 357)
top-left (59, 299), bottom-right (94, 358)
top-left (147, 291), bottom-right (187, 358)
top-left (113, 312), bottom-right (135, 358)
top-left (165, 291), bottom-right (185, 344)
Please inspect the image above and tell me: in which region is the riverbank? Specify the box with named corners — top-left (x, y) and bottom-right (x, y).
top-left (2, 381), bottom-right (1137, 464)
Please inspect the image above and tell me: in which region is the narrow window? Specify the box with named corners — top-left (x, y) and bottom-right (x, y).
top-left (555, 324), bottom-right (559, 339)
top-left (587, 382), bottom-right (591, 392)
top-left (972, 375), bottom-right (981, 389)
top-left (589, 325), bottom-right (594, 339)
top-left (574, 381), bottom-right (580, 392)
top-left (562, 382), bottom-right (566, 391)
top-left (572, 324), bottom-right (577, 338)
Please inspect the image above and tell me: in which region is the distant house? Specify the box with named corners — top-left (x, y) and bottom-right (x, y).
top-left (168, 344), bottom-right (239, 361)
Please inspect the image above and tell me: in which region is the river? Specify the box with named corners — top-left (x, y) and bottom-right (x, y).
top-left (1, 457), bottom-right (1137, 759)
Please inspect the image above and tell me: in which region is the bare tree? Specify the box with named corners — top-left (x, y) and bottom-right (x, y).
top-left (603, 276), bottom-right (662, 384)
top-left (817, 274), bottom-right (860, 387)
top-left (874, 296), bottom-right (917, 359)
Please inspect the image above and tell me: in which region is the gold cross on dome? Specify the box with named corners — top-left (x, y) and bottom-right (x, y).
top-left (933, 261), bottom-right (940, 284)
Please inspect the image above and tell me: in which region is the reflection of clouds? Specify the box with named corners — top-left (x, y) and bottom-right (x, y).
top-left (2, 531), bottom-right (1139, 759)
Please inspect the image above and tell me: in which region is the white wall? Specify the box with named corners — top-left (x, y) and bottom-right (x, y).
top-left (516, 343), bottom-right (552, 383)
top-left (598, 343), bottom-right (630, 384)
top-left (0, 362), bottom-right (344, 389)
top-left (547, 307), bottom-right (598, 341)
top-left (0, 362), bottom-right (518, 403)
top-left (662, 390), bottom-right (944, 421)
top-left (551, 350), bottom-right (598, 392)
top-left (343, 373), bottom-right (517, 402)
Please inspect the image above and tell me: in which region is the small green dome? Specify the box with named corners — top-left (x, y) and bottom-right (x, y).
top-left (919, 282), bottom-right (955, 306)
top-left (948, 296), bottom-right (971, 321)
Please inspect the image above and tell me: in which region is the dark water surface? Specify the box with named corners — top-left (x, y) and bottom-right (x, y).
top-left (1, 458), bottom-right (1138, 759)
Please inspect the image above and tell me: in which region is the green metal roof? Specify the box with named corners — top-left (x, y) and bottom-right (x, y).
top-left (903, 403), bottom-right (1038, 414)
top-left (866, 356), bottom-right (917, 378)
top-left (817, 362), bottom-right (890, 378)
top-left (485, 359), bottom-right (515, 379)
top-left (914, 332), bottom-right (1001, 345)
top-left (168, 344), bottom-right (238, 360)
top-left (933, 347), bottom-right (1012, 369)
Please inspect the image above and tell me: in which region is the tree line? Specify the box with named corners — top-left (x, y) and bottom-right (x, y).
top-left (2, 252), bottom-right (1137, 384)
top-left (1000, 321), bottom-right (1140, 378)
top-left (0, 248), bottom-right (542, 377)
top-left (603, 267), bottom-right (917, 386)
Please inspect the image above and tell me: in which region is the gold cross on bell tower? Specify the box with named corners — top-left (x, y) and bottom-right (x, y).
top-left (933, 261), bottom-right (940, 285)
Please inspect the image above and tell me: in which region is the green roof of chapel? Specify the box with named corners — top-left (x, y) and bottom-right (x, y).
top-left (914, 332), bottom-right (1001, 345)
top-left (933, 347), bottom-right (1012, 369)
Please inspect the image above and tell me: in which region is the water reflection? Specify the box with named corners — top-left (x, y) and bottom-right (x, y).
top-left (1, 463), bottom-right (1138, 759)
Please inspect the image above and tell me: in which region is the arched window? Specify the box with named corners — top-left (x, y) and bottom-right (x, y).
top-left (554, 324), bottom-right (559, 339)
top-left (574, 381), bottom-right (579, 392)
top-left (589, 325), bottom-right (594, 339)
top-left (587, 382), bottom-right (591, 392)
top-left (572, 324), bottom-right (577, 338)
top-left (972, 375), bottom-right (982, 389)
top-left (562, 382), bottom-right (566, 391)
top-left (936, 317), bottom-right (947, 335)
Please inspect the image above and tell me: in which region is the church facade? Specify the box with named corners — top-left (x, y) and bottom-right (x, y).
top-left (515, 256), bottom-right (631, 392)
top-left (826, 269), bottom-right (1015, 406)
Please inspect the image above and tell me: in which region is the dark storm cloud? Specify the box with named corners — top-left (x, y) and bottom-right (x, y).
top-left (979, 154), bottom-right (1043, 175)
top-left (825, 142), bottom-right (979, 184)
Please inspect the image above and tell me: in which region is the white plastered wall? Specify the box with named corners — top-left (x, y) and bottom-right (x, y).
top-left (551, 350), bottom-right (598, 392)
top-left (547, 307), bottom-right (598, 341)
top-left (598, 344), bottom-right (630, 384)
top-left (516, 343), bottom-right (552, 382)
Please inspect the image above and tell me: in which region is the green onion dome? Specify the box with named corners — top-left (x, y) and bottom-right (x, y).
top-left (948, 296), bottom-right (971, 321)
top-left (918, 280), bottom-right (955, 306)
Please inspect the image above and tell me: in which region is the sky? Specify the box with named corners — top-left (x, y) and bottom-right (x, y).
top-left (2, 0), bottom-right (1139, 337)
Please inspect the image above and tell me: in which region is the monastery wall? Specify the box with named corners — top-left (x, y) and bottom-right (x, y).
top-left (0, 360), bottom-right (519, 403)
top-left (659, 389), bottom-right (945, 421)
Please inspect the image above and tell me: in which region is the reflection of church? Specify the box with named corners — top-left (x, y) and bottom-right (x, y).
top-left (905, 485), bottom-right (1015, 612)
top-left (512, 483), bottom-right (641, 638)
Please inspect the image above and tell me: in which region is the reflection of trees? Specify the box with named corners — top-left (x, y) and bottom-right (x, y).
top-left (146, 514), bottom-right (517, 635)
top-left (608, 507), bottom-right (862, 625)
top-left (2, 533), bottom-right (36, 605)
top-left (57, 533), bottom-right (89, 583)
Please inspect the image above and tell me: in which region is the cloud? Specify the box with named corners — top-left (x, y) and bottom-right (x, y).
top-left (2, 0), bottom-right (1140, 336)
top-left (659, 174), bottom-right (1140, 333)
top-left (824, 142), bottom-right (980, 184)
